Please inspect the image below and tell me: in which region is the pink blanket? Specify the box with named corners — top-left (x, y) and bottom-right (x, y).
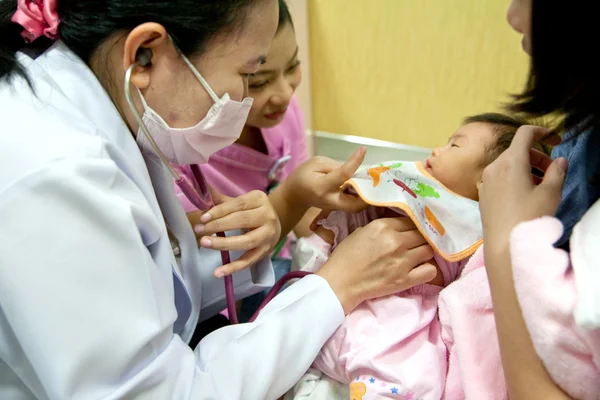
top-left (440, 217), bottom-right (600, 400)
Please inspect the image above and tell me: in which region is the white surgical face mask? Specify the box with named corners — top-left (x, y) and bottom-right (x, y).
top-left (134, 51), bottom-right (253, 165)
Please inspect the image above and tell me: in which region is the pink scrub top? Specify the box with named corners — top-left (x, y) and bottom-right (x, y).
top-left (174, 96), bottom-right (309, 258)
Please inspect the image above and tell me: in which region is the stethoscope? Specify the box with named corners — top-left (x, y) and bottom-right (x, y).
top-left (124, 63), bottom-right (310, 324)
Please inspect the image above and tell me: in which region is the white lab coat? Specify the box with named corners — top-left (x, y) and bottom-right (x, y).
top-left (0, 42), bottom-right (344, 399)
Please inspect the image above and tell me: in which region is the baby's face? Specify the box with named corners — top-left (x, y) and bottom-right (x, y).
top-left (423, 122), bottom-right (496, 200)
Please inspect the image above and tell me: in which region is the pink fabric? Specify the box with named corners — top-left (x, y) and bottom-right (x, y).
top-left (438, 216), bottom-right (600, 400)
top-left (12, 0), bottom-right (59, 43)
top-left (319, 208), bottom-right (385, 250)
top-left (305, 212), bottom-right (600, 399)
top-left (318, 207), bottom-right (467, 285)
top-left (438, 246), bottom-right (507, 400)
top-left (510, 217), bottom-right (600, 399)
top-left (315, 286), bottom-right (447, 399)
top-left (305, 208), bottom-right (468, 399)
top-left (173, 96), bottom-right (307, 258)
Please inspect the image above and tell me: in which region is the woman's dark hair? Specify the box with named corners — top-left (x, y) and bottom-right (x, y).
top-left (510, 0), bottom-right (599, 136)
top-left (0, 0), bottom-right (260, 83)
top-left (278, 0), bottom-right (294, 31)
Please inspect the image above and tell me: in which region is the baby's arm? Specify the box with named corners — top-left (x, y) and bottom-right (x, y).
top-left (312, 208), bottom-right (378, 249)
top-left (314, 225), bottom-right (335, 247)
top-left (292, 211), bottom-right (351, 274)
top-left (428, 257), bottom-right (444, 286)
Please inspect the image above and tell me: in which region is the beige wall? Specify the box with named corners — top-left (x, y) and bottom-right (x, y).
top-left (307, 0), bottom-right (529, 149)
top-left (287, 0), bottom-right (313, 131)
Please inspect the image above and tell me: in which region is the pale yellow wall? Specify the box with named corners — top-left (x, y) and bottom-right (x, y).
top-left (287, 0), bottom-right (313, 130)
top-left (308, 0), bottom-right (529, 149)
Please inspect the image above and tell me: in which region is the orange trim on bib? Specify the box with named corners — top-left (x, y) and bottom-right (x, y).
top-left (344, 180), bottom-right (483, 263)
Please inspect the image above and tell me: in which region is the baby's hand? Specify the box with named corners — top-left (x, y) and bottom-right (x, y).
top-left (427, 258), bottom-right (445, 286)
top-left (310, 209), bottom-right (336, 245)
top-left (315, 225), bottom-right (335, 246)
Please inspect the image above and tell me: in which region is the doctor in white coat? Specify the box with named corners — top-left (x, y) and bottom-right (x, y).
top-left (0, 0), bottom-right (438, 398)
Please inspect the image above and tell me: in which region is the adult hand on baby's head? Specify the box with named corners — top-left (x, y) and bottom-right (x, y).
top-left (479, 125), bottom-right (567, 256)
top-left (283, 148), bottom-right (369, 214)
top-left (316, 217), bottom-right (437, 315)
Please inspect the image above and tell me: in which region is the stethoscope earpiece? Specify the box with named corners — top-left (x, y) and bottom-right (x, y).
top-left (136, 48), bottom-right (153, 67)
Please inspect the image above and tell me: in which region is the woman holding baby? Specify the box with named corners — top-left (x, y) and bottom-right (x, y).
top-left (478, 1), bottom-right (600, 398)
top-left (288, 1), bottom-right (599, 399)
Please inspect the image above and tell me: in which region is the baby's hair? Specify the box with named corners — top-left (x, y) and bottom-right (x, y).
top-left (462, 113), bottom-right (551, 165)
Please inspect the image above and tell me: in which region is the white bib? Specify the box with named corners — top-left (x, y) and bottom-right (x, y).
top-left (345, 161), bottom-right (482, 262)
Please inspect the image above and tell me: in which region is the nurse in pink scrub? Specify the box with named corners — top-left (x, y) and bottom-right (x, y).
top-left (174, 0), bottom-right (310, 323)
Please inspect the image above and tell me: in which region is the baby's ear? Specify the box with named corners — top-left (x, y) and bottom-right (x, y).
top-left (476, 180), bottom-right (483, 195)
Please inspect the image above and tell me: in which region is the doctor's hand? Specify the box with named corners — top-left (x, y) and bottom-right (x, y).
top-left (479, 125), bottom-right (566, 258)
top-left (316, 217), bottom-right (438, 315)
top-left (188, 189), bottom-right (281, 278)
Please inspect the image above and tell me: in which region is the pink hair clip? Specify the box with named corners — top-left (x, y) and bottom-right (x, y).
top-left (11, 0), bottom-right (60, 43)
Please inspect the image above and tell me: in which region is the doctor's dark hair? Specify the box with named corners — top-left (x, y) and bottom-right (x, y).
top-left (0, 0), bottom-right (261, 83)
top-left (510, 0), bottom-right (600, 137)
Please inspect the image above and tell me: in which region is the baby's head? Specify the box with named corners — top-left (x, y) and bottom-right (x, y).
top-left (424, 113), bottom-right (545, 200)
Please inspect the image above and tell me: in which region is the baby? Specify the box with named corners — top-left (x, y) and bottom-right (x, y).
top-left (292, 113), bottom-right (546, 400)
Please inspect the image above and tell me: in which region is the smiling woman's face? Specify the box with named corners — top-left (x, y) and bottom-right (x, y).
top-left (244, 22), bottom-right (302, 129)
